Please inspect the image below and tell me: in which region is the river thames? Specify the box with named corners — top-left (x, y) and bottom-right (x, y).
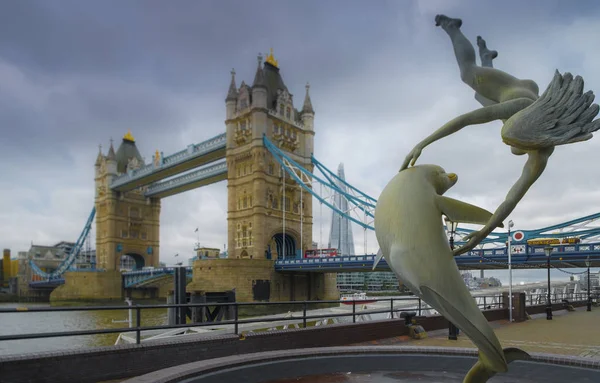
top-left (0, 301), bottom-right (169, 356)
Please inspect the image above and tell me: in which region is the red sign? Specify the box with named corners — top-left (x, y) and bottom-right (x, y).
top-left (513, 231), bottom-right (524, 241)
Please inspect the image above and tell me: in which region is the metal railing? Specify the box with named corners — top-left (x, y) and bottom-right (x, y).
top-left (0, 296), bottom-right (505, 346)
top-left (525, 292), bottom-right (593, 306)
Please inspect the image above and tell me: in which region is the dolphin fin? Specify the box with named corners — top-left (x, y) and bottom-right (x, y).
top-left (463, 348), bottom-right (531, 383)
top-left (437, 196), bottom-right (504, 228)
top-left (372, 250), bottom-right (384, 270)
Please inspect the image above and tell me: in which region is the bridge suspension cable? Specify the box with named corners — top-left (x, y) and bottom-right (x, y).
top-left (30, 207), bottom-right (96, 279)
top-left (263, 135), bottom-right (375, 231)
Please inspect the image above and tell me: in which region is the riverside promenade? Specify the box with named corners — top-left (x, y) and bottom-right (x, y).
top-left (357, 306), bottom-right (600, 359)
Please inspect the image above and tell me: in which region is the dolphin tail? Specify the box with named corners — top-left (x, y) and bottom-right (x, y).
top-left (372, 249), bottom-right (384, 270)
top-left (463, 347), bottom-right (531, 383)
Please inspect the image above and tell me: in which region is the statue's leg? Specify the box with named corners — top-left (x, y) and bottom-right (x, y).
top-left (476, 36), bottom-right (498, 68)
top-left (435, 15), bottom-right (478, 86)
top-left (474, 36), bottom-right (499, 106)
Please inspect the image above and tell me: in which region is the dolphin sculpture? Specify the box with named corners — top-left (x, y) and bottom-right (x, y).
top-left (373, 164), bottom-right (529, 382)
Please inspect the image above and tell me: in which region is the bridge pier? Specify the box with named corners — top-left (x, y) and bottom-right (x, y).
top-left (187, 259), bottom-right (338, 314)
top-left (50, 271), bottom-right (123, 303)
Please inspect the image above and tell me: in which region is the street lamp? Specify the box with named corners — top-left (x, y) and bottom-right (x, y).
top-left (507, 220), bottom-right (514, 322)
top-left (585, 256), bottom-right (591, 312)
top-left (445, 217), bottom-right (458, 250)
top-left (544, 245), bottom-right (553, 320)
top-left (445, 217), bottom-right (459, 340)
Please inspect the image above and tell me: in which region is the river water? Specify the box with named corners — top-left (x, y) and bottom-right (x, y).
top-left (0, 297), bottom-right (416, 357)
top-left (0, 302), bottom-right (169, 357)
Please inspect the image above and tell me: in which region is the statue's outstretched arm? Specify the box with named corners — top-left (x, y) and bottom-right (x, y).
top-left (400, 97), bottom-right (534, 170)
top-left (453, 147), bottom-right (554, 256)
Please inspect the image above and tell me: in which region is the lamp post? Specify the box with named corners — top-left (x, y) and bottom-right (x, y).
top-left (544, 245), bottom-right (553, 320)
top-left (586, 256), bottom-right (591, 312)
top-left (445, 217), bottom-right (459, 340)
top-left (507, 220), bottom-right (514, 322)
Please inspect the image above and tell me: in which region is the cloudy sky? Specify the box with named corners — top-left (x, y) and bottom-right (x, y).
top-left (2, 0), bottom-right (600, 284)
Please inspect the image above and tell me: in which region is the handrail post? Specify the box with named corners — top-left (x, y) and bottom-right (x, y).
top-left (418, 298), bottom-right (422, 316)
top-left (484, 296), bottom-right (487, 310)
top-left (135, 305), bottom-right (141, 345)
top-left (234, 303), bottom-right (239, 335)
top-left (352, 300), bottom-right (356, 323)
top-left (390, 298), bottom-right (393, 318)
top-left (303, 302), bottom-right (307, 328)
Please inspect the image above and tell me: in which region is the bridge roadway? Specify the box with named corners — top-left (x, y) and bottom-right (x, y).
top-left (275, 242), bottom-right (600, 272)
top-left (110, 133), bottom-right (226, 196)
top-left (117, 243), bottom-right (600, 289)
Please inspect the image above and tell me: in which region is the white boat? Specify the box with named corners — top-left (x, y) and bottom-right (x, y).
top-left (340, 292), bottom-right (377, 305)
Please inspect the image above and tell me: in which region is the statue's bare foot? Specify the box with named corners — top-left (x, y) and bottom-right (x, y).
top-left (477, 35), bottom-right (498, 66)
top-left (435, 14), bottom-right (462, 30)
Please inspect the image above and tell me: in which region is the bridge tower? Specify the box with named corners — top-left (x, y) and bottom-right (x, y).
top-left (188, 50), bottom-right (338, 304)
top-left (94, 133), bottom-right (160, 271)
top-left (225, 50), bottom-right (315, 260)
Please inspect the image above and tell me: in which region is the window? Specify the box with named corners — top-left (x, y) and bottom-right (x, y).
top-left (279, 104), bottom-right (284, 115)
top-left (141, 232), bottom-right (147, 240)
top-left (268, 163), bottom-right (274, 175)
top-left (122, 230), bottom-right (129, 238)
top-left (286, 107), bottom-right (291, 119)
top-left (130, 230), bottom-right (139, 239)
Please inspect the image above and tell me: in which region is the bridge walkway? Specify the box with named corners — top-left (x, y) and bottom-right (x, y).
top-left (357, 306), bottom-right (600, 359)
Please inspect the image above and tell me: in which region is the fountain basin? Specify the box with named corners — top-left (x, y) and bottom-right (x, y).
top-left (122, 346), bottom-right (600, 383)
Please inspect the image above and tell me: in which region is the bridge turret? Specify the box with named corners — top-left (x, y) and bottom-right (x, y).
top-left (251, 54), bottom-right (267, 110)
top-left (301, 82), bottom-right (315, 155)
top-left (301, 82), bottom-right (314, 130)
top-left (225, 69), bottom-right (238, 120)
top-left (106, 140), bottom-right (118, 178)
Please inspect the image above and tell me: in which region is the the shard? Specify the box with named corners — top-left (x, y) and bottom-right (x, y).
top-left (328, 163), bottom-right (356, 256)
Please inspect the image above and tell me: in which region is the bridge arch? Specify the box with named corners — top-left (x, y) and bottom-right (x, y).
top-left (120, 253), bottom-right (145, 271)
top-left (268, 230), bottom-right (298, 260)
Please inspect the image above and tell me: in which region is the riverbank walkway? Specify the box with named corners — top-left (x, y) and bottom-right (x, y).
top-left (356, 306), bottom-right (600, 359)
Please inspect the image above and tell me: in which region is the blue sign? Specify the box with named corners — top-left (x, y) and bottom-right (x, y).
top-left (116, 244), bottom-right (123, 252)
top-left (147, 246), bottom-right (153, 255)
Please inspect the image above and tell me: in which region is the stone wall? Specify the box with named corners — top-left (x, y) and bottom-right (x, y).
top-left (50, 271), bottom-right (123, 302)
top-left (186, 258), bottom-right (338, 303)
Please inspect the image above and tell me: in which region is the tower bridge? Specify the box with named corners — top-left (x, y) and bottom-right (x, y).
top-left (23, 49), bottom-right (600, 303)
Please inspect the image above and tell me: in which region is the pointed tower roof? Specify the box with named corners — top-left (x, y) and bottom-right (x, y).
top-left (115, 131), bottom-right (144, 173)
top-left (262, 49), bottom-right (290, 109)
top-left (301, 82), bottom-right (314, 115)
top-left (107, 139), bottom-right (117, 161)
top-left (95, 144), bottom-right (103, 166)
top-left (252, 54), bottom-right (267, 89)
top-left (225, 69), bottom-right (238, 102)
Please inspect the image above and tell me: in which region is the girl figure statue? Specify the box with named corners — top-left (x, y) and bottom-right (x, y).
top-left (400, 15), bottom-right (600, 255)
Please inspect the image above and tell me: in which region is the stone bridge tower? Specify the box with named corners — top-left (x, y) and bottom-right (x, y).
top-left (94, 132), bottom-right (160, 271)
top-left (225, 50), bottom-right (316, 261)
